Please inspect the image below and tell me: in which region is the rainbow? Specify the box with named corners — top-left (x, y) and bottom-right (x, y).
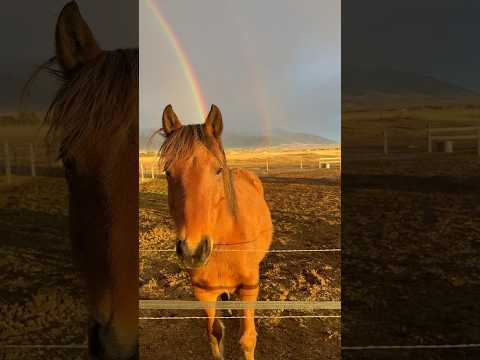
top-left (145, 0), bottom-right (208, 119)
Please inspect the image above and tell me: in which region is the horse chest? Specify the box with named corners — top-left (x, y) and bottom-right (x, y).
top-left (191, 257), bottom-right (243, 289)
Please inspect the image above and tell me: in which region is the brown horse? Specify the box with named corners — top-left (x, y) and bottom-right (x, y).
top-left (42, 2), bottom-right (138, 359)
top-left (159, 104), bottom-right (273, 360)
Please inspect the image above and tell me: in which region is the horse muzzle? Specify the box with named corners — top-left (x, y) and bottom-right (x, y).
top-left (176, 236), bottom-right (212, 268)
top-left (88, 321), bottom-right (138, 360)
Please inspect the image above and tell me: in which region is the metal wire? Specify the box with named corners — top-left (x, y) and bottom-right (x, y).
top-left (140, 300), bottom-right (341, 310)
top-left (0, 344), bottom-right (87, 349)
top-left (140, 248), bottom-right (341, 253)
top-left (342, 344), bottom-right (480, 350)
top-left (140, 315), bottom-right (340, 320)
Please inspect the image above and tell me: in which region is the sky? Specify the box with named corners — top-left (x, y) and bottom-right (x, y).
top-left (0, 1), bottom-right (137, 111)
top-left (343, 0), bottom-right (480, 92)
top-left (140, 0), bottom-right (340, 141)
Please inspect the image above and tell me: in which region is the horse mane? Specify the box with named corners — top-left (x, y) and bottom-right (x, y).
top-left (38, 49), bottom-right (139, 158)
top-left (159, 124), bottom-right (238, 215)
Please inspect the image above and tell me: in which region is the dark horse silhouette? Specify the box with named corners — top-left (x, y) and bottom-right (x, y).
top-left (41, 2), bottom-right (138, 359)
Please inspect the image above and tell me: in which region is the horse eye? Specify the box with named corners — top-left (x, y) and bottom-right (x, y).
top-left (165, 170), bottom-right (171, 177)
top-left (216, 167), bottom-right (223, 175)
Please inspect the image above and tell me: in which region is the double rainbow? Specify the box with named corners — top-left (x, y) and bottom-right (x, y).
top-left (145, 0), bottom-right (208, 120)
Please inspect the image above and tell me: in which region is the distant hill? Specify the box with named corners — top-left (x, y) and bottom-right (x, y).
top-left (140, 128), bottom-right (336, 151)
top-left (343, 65), bottom-right (479, 109)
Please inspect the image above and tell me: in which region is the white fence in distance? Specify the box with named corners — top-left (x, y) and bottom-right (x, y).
top-left (382, 123), bottom-right (480, 156)
top-left (0, 142), bottom-right (56, 182)
top-left (139, 157), bottom-right (341, 181)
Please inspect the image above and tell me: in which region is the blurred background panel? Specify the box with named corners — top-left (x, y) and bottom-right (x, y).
top-left (0, 2), bottom-right (137, 359)
top-left (342, 1), bottom-right (480, 359)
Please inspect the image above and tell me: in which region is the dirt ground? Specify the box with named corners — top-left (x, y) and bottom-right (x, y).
top-left (139, 163), bottom-right (341, 359)
top-left (342, 107), bottom-right (480, 360)
top-left (0, 176), bottom-right (88, 360)
top-left (0, 146), bottom-right (341, 360)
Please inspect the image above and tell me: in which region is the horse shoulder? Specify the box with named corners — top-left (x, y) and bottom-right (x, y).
top-left (231, 168), bottom-right (264, 196)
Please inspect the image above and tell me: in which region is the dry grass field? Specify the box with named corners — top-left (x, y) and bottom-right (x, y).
top-left (139, 146), bottom-right (341, 359)
top-left (343, 106), bottom-right (480, 156)
top-left (140, 145), bottom-right (340, 177)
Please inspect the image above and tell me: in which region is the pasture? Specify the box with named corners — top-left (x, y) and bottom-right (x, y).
top-left (139, 146), bottom-right (341, 359)
top-left (343, 105), bottom-right (480, 157)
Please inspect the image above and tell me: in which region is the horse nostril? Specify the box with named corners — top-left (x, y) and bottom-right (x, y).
top-left (88, 321), bottom-right (104, 357)
top-left (199, 236), bottom-right (212, 260)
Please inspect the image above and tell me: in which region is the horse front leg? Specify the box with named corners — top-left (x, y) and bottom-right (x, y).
top-left (238, 286), bottom-right (259, 360)
top-left (194, 287), bottom-right (225, 360)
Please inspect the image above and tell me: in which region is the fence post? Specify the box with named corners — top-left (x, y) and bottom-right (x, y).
top-left (427, 122), bottom-right (432, 153)
top-left (300, 158), bottom-right (303, 170)
top-left (266, 159), bottom-right (269, 174)
top-left (140, 161), bottom-right (144, 183)
top-left (383, 129), bottom-right (388, 155)
top-left (151, 164), bottom-right (155, 179)
top-left (4, 142), bottom-right (11, 182)
top-left (29, 143), bottom-right (36, 177)
top-left (319, 160), bottom-right (321, 169)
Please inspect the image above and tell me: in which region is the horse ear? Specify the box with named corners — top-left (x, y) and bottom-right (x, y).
top-left (162, 105), bottom-right (182, 136)
top-left (55, 1), bottom-right (102, 72)
top-left (204, 104), bottom-right (223, 138)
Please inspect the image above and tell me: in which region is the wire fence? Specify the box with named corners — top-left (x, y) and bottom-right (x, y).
top-left (0, 141), bottom-right (62, 181)
top-left (4, 342), bottom-right (480, 350)
top-left (141, 315), bottom-right (340, 320)
top-left (343, 122), bottom-right (480, 158)
top-left (139, 300), bottom-right (340, 311)
top-left (342, 344), bottom-right (480, 350)
top-left (140, 248), bottom-right (341, 253)
top-left (0, 344), bottom-right (87, 349)
top-left (139, 156), bottom-right (341, 182)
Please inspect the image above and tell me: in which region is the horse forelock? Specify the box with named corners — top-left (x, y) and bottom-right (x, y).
top-left (43, 48), bottom-right (139, 159)
top-left (159, 124), bottom-right (238, 215)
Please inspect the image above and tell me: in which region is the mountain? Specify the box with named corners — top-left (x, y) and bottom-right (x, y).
top-left (342, 65), bottom-right (479, 109)
top-left (140, 128), bottom-right (336, 151)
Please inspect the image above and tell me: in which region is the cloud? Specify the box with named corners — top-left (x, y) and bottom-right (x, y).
top-left (140, 0), bottom-right (340, 140)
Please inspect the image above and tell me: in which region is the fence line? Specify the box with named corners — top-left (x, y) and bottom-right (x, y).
top-left (1, 141), bottom-right (60, 180)
top-left (379, 123), bottom-right (480, 156)
top-left (139, 157), bottom-right (340, 180)
top-left (342, 343), bottom-right (480, 350)
top-left (0, 344), bottom-right (87, 349)
top-left (140, 300), bottom-right (340, 311)
top-left (140, 248), bottom-right (341, 253)
top-left (140, 315), bottom-right (340, 320)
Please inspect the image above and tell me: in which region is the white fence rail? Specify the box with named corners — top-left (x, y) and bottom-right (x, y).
top-left (380, 123), bottom-right (480, 156)
top-left (428, 124), bottom-right (480, 155)
top-left (1, 141), bottom-right (60, 182)
top-left (139, 300), bottom-right (340, 311)
top-left (139, 157), bottom-right (341, 182)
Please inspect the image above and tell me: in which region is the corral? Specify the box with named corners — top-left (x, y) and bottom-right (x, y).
top-left (342, 105), bottom-right (480, 359)
top-left (0, 145), bottom-right (341, 359)
top-left (139, 145), bottom-right (341, 359)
